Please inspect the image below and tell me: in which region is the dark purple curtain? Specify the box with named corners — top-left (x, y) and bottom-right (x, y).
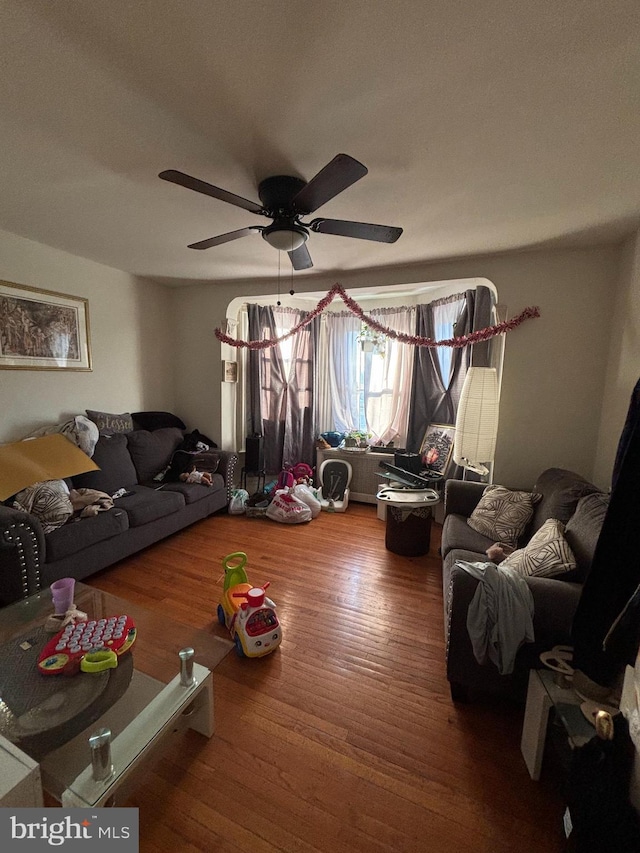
top-left (406, 285), bottom-right (494, 455)
top-left (247, 305), bottom-right (318, 473)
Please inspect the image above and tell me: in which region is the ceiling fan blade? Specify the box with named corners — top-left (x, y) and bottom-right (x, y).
top-left (288, 243), bottom-right (313, 270)
top-left (188, 227), bottom-right (263, 250)
top-left (159, 169), bottom-right (264, 214)
top-left (291, 154), bottom-right (368, 214)
top-left (310, 218), bottom-right (402, 243)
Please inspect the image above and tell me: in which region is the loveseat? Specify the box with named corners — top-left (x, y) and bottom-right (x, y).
top-left (441, 468), bottom-right (610, 702)
top-left (0, 426), bottom-right (237, 605)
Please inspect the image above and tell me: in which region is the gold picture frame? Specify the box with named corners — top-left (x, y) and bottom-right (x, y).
top-left (0, 280), bottom-right (92, 371)
top-left (419, 423), bottom-right (456, 475)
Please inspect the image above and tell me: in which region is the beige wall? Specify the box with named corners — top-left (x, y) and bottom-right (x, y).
top-left (2, 226), bottom-right (632, 492)
top-left (593, 231), bottom-right (640, 486)
top-left (172, 244), bottom-right (623, 489)
top-left (0, 229), bottom-right (175, 443)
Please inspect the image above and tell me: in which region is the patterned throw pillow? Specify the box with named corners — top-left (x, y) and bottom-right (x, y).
top-left (501, 518), bottom-right (577, 578)
top-left (467, 485), bottom-right (539, 546)
top-left (86, 409), bottom-right (134, 434)
top-left (13, 480), bottom-right (73, 533)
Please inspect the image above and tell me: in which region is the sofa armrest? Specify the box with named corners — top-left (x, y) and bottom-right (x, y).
top-left (443, 479), bottom-right (487, 519)
top-left (215, 451), bottom-right (238, 502)
top-left (527, 576), bottom-right (582, 648)
top-left (0, 504), bottom-right (46, 604)
top-left (443, 553), bottom-right (582, 700)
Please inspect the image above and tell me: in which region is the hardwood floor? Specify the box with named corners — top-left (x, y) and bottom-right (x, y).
top-left (86, 503), bottom-right (566, 852)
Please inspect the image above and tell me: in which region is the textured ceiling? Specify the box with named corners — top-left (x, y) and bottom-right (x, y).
top-left (0, 1), bottom-right (638, 284)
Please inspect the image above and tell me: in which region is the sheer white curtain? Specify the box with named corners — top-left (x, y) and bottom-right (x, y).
top-left (364, 307), bottom-right (415, 445)
top-left (433, 296), bottom-right (465, 390)
top-left (326, 313), bottom-right (361, 433)
top-left (314, 316), bottom-right (333, 435)
top-left (320, 307), bottom-right (415, 446)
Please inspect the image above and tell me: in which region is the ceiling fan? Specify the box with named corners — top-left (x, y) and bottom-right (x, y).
top-left (158, 154), bottom-right (402, 270)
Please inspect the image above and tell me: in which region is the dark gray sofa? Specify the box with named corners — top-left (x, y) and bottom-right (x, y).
top-left (441, 468), bottom-right (610, 702)
top-left (0, 427), bottom-right (237, 605)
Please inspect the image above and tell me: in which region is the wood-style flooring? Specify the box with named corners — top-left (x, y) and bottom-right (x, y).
top-left (86, 503), bottom-right (566, 852)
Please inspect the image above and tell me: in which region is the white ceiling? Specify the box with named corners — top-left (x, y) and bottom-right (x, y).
top-left (0, 1), bottom-right (639, 285)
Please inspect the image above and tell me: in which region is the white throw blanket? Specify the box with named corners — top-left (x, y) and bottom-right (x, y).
top-left (455, 560), bottom-right (535, 675)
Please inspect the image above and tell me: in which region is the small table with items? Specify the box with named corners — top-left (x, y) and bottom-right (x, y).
top-left (0, 582), bottom-right (232, 807)
top-left (521, 667), bottom-right (605, 781)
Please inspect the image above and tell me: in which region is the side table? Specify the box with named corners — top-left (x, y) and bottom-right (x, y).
top-left (521, 668), bottom-right (596, 780)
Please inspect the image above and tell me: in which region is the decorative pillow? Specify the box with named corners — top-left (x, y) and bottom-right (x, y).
top-left (467, 485), bottom-right (539, 547)
top-left (86, 409), bottom-right (134, 434)
top-left (501, 518), bottom-right (577, 578)
top-left (13, 480), bottom-right (73, 533)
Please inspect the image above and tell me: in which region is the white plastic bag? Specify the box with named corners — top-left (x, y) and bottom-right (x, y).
top-left (292, 483), bottom-right (322, 518)
top-left (229, 488), bottom-right (249, 515)
top-left (266, 488), bottom-right (312, 524)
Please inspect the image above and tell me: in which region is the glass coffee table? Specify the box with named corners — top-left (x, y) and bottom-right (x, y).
top-left (0, 582), bottom-right (232, 807)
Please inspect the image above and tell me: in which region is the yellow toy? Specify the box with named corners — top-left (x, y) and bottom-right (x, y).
top-left (217, 552), bottom-right (281, 658)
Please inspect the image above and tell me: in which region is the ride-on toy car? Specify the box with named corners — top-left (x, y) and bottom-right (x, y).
top-left (217, 551), bottom-right (282, 658)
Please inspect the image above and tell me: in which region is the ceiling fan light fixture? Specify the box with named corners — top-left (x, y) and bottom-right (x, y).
top-left (262, 222), bottom-right (309, 251)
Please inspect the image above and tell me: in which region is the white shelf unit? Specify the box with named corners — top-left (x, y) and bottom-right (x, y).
top-left (316, 448), bottom-right (394, 504)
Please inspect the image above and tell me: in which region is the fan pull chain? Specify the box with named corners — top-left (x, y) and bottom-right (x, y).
top-left (277, 251), bottom-right (281, 306)
top-left (289, 233), bottom-right (295, 296)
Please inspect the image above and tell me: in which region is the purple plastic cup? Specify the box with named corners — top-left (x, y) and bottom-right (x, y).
top-left (51, 577), bottom-right (75, 615)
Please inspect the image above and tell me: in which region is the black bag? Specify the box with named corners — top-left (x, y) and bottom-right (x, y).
top-left (565, 715), bottom-right (640, 852)
top-left (180, 429), bottom-right (217, 451)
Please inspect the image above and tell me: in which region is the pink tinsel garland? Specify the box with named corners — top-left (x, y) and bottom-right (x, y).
top-left (214, 283), bottom-right (540, 350)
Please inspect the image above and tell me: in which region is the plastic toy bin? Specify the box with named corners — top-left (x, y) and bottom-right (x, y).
top-left (376, 488), bottom-right (440, 556)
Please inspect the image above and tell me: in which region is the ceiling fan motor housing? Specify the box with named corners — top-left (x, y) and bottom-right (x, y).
top-left (258, 175), bottom-right (307, 214)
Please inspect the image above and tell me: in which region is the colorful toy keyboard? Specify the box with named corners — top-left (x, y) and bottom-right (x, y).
top-left (37, 615), bottom-right (137, 676)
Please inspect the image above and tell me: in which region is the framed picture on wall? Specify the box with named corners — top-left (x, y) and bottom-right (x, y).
top-left (419, 423), bottom-right (456, 475)
top-left (223, 360), bottom-right (238, 382)
top-left (0, 280), bottom-right (92, 371)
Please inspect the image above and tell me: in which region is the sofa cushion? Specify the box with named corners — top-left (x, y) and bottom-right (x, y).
top-left (71, 434), bottom-right (138, 495)
top-left (162, 473), bottom-right (225, 505)
top-left (529, 468), bottom-right (598, 535)
top-left (442, 513), bottom-right (496, 558)
top-left (564, 491), bottom-right (609, 582)
top-left (45, 508), bottom-right (129, 562)
top-left (114, 485), bottom-right (185, 527)
top-left (467, 485), bottom-right (539, 547)
top-left (501, 518), bottom-right (577, 579)
top-left (125, 428), bottom-right (184, 484)
top-left (86, 409), bottom-right (134, 434)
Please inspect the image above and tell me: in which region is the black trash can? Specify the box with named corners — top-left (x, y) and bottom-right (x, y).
top-left (376, 488), bottom-right (440, 556)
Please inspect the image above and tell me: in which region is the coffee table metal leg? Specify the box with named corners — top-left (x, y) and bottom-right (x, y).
top-left (521, 669), bottom-right (552, 780)
top-left (184, 672), bottom-right (214, 738)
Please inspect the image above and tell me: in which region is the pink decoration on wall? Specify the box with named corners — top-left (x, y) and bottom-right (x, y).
top-left (215, 283), bottom-right (540, 350)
